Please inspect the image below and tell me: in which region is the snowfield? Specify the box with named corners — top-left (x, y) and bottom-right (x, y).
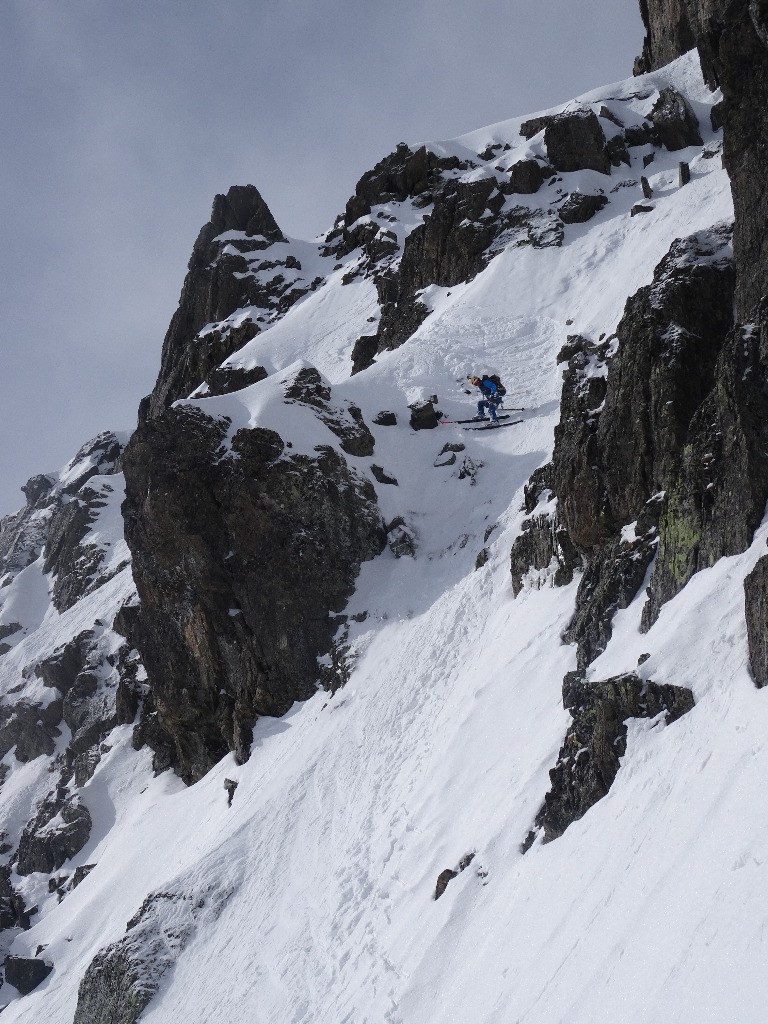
top-left (3, 50), bottom-right (768, 1024)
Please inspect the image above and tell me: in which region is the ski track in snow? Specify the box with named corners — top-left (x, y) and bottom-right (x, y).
top-left (3, 50), bottom-right (768, 1024)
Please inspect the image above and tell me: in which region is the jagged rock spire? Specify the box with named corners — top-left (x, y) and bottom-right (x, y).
top-left (145, 185), bottom-right (285, 420)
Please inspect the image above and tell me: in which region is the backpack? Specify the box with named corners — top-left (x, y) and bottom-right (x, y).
top-left (485, 374), bottom-right (506, 396)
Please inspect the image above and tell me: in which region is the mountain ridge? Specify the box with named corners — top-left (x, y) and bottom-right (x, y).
top-left (1, 15), bottom-right (767, 1022)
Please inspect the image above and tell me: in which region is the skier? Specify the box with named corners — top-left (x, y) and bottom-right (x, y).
top-left (468, 374), bottom-right (503, 422)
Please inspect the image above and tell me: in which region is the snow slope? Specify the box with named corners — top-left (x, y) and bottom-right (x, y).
top-left (4, 51), bottom-right (767, 1024)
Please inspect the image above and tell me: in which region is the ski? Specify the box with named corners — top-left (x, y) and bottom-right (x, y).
top-left (465, 418), bottom-right (524, 431)
top-left (439, 410), bottom-right (524, 425)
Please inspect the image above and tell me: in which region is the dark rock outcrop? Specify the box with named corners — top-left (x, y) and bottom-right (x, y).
top-left (510, 504), bottom-right (581, 597)
top-left (373, 411), bottom-right (397, 426)
top-left (0, 622), bottom-right (21, 653)
top-left (34, 631), bottom-right (95, 694)
top-left (507, 159), bottom-right (546, 194)
top-left (0, 477), bottom-right (55, 583)
top-left (558, 228), bottom-right (736, 642)
top-left (558, 193), bottom-right (609, 225)
top-left (146, 185), bottom-right (299, 419)
top-left (606, 135), bottom-right (632, 168)
top-left (73, 884), bottom-right (232, 1024)
top-left (512, 225), bottom-right (738, 665)
top-left (708, 1), bottom-right (768, 319)
top-left (351, 335), bottom-right (381, 375)
top-left (0, 700), bottom-right (63, 763)
top-left (642, 316), bottom-right (768, 629)
top-left (371, 465), bottom-right (398, 485)
top-left (340, 143), bottom-right (466, 229)
top-left (634, 0), bottom-right (697, 74)
top-left (433, 852), bottom-right (475, 900)
top-left (284, 368), bottom-right (376, 456)
top-left (4, 955), bottom-right (53, 994)
top-left (648, 87), bottom-right (703, 150)
top-left (520, 109), bottom-right (611, 174)
top-left (544, 110), bottom-right (611, 175)
top-left (519, 115), bottom-right (552, 139)
top-left (16, 793), bottom-right (92, 875)
top-left (434, 868), bottom-right (457, 900)
top-left (1, 431), bottom-right (123, 614)
top-left (386, 518), bottom-right (416, 558)
top-left (528, 673), bottom-right (694, 844)
top-left (0, 866), bottom-right (31, 931)
top-left (638, 0), bottom-right (768, 320)
top-left (205, 362), bottom-right (268, 398)
top-left (42, 432), bottom-right (126, 613)
top-left (409, 400), bottom-right (440, 431)
top-left (21, 474), bottom-right (56, 507)
top-left (122, 395), bottom-right (385, 783)
top-left (624, 122), bottom-right (655, 148)
top-left (373, 178), bottom-right (504, 355)
top-left (564, 506), bottom-right (660, 670)
top-left (337, 139), bottom-right (566, 374)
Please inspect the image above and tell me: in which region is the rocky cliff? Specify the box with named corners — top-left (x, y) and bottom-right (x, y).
top-left (121, 93), bottom-right (654, 781)
top-left (123, 383), bottom-right (385, 783)
top-left (636, 0), bottom-right (768, 693)
top-left (496, 0), bottom-right (768, 844)
top-left (2, 26), bottom-right (767, 1024)
top-left (638, 0), bottom-right (768, 319)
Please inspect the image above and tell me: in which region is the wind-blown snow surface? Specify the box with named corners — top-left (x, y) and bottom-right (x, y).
top-left (3, 51), bottom-right (768, 1023)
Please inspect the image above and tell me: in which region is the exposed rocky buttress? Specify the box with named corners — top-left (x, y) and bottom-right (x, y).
top-left (523, 673), bottom-right (695, 847)
top-left (122, 389), bottom-right (386, 783)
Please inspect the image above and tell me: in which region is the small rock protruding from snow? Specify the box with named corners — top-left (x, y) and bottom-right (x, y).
top-left (409, 399), bottom-right (440, 431)
top-left (648, 87), bottom-right (703, 151)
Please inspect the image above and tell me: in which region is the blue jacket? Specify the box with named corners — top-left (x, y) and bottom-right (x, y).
top-left (479, 377), bottom-right (498, 399)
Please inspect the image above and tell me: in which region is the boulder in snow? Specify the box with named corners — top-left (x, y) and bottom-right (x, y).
top-left (4, 955), bottom-right (53, 995)
top-left (558, 193), bottom-right (608, 224)
top-left (507, 158), bottom-right (546, 195)
top-left (543, 109), bottom-right (611, 175)
top-left (648, 87), bottom-right (702, 151)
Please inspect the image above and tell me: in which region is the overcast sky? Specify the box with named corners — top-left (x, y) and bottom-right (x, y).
top-left (0, 0), bottom-right (644, 515)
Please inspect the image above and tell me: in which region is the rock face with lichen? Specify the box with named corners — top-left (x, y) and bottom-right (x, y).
top-left (511, 223), bottom-right (741, 669)
top-left (636, 0), bottom-right (768, 679)
top-left (510, 220), bottom-right (768, 839)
